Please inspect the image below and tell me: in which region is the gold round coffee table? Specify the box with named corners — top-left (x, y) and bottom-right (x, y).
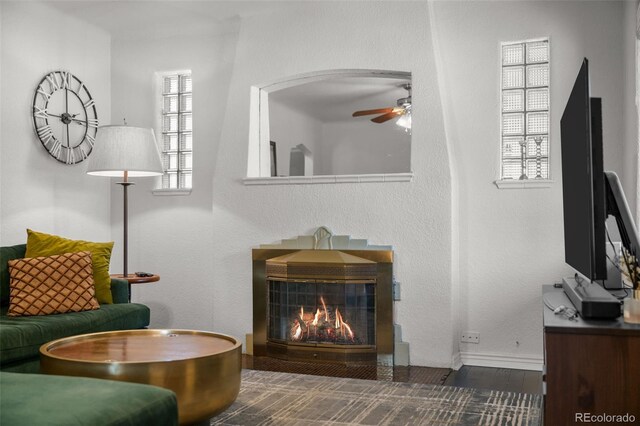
top-left (40, 329), bottom-right (242, 425)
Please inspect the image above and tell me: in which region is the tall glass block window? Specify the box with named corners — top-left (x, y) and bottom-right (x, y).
top-left (161, 72), bottom-right (192, 189)
top-left (500, 39), bottom-right (550, 180)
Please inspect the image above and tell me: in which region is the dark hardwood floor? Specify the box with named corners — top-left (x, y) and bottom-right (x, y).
top-left (443, 366), bottom-right (542, 394)
top-left (243, 356), bottom-right (542, 394)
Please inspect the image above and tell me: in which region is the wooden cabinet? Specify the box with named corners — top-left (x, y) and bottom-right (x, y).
top-left (542, 286), bottom-right (640, 425)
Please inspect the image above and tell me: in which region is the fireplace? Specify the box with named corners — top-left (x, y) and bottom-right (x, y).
top-left (268, 281), bottom-right (376, 346)
top-left (253, 249), bottom-right (393, 365)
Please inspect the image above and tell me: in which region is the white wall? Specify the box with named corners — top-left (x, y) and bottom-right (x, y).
top-left (318, 121), bottom-right (411, 175)
top-left (210, 1), bottom-right (454, 367)
top-left (0, 3), bottom-right (3, 237)
top-left (110, 23), bottom-right (240, 329)
top-left (432, 0), bottom-right (627, 364)
top-left (269, 99), bottom-right (321, 176)
top-left (0, 2), bottom-right (112, 245)
top-left (3, 1), bottom-right (632, 370)
top-left (622, 0), bottom-right (639, 214)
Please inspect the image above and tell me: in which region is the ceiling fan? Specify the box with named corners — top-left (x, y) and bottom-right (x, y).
top-left (351, 83), bottom-right (412, 124)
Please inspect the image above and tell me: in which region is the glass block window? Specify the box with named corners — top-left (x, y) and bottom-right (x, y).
top-left (500, 39), bottom-right (550, 180)
top-left (161, 72), bottom-right (192, 189)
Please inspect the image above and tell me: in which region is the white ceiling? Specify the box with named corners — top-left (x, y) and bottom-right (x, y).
top-left (270, 77), bottom-right (410, 123)
top-left (42, 1), bottom-right (411, 122)
top-left (43, 1), bottom-right (273, 39)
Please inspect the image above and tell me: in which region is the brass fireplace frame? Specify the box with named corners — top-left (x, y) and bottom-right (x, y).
top-left (252, 249), bottom-right (394, 366)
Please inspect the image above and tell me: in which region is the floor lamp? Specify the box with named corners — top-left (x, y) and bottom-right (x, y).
top-left (86, 125), bottom-right (164, 300)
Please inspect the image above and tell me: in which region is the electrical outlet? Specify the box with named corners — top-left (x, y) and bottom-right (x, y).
top-left (461, 331), bottom-right (480, 344)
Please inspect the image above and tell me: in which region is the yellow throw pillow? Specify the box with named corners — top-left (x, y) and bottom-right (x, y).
top-left (25, 229), bottom-right (114, 304)
top-left (8, 251), bottom-right (100, 316)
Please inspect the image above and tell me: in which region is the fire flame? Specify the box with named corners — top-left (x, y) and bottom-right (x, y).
top-left (335, 308), bottom-right (354, 339)
top-left (343, 320), bottom-right (354, 339)
top-left (291, 318), bottom-right (303, 340)
top-left (290, 299), bottom-right (356, 342)
top-left (321, 297), bottom-right (329, 322)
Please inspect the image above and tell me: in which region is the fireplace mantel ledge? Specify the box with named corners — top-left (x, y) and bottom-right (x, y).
top-left (243, 172), bottom-right (413, 185)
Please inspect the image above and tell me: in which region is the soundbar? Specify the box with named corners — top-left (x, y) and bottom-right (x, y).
top-left (562, 277), bottom-right (621, 319)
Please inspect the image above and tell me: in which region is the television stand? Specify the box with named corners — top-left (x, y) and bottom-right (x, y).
top-left (562, 276), bottom-right (621, 319)
top-left (542, 285), bottom-right (640, 424)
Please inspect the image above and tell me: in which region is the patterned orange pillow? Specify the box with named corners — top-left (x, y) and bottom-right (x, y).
top-left (8, 251), bottom-right (100, 317)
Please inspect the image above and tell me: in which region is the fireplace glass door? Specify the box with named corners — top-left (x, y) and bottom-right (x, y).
top-left (268, 280), bottom-right (375, 346)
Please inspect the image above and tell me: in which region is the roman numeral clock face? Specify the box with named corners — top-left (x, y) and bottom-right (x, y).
top-left (32, 71), bottom-right (98, 164)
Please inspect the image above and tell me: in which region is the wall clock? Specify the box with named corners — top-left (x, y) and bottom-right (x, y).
top-left (32, 71), bottom-right (98, 164)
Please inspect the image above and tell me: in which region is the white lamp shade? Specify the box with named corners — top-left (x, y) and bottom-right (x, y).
top-left (396, 112), bottom-right (412, 130)
top-left (86, 126), bottom-right (164, 177)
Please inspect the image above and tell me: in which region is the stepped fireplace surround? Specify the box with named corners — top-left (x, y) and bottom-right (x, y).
top-left (252, 249), bottom-right (393, 365)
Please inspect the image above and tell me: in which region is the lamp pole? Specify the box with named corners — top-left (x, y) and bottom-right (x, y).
top-left (117, 170), bottom-right (135, 301)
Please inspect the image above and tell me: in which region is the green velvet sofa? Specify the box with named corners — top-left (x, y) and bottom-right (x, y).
top-left (0, 372), bottom-right (178, 426)
top-left (0, 244), bottom-right (179, 425)
top-left (0, 244), bottom-right (151, 373)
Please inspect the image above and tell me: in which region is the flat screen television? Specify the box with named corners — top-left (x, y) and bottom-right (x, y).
top-left (560, 58), bottom-right (607, 281)
top-left (560, 58), bottom-right (640, 317)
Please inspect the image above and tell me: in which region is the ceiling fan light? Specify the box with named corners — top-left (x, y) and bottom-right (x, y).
top-left (396, 112), bottom-right (411, 131)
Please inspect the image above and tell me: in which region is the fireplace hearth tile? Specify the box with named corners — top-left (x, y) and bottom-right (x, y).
top-left (243, 355), bottom-right (451, 385)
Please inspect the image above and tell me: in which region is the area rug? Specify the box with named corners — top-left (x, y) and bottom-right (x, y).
top-left (211, 369), bottom-right (541, 426)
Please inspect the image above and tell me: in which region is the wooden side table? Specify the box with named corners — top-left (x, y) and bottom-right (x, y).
top-left (542, 285), bottom-right (640, 424)
top-left (110, 274), bottom-right (160, 302)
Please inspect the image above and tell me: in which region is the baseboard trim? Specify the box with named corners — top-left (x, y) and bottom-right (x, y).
top-left (460, 351), bottom-right (543, 371)
top-left (451, 352), bottom-right (463, 370)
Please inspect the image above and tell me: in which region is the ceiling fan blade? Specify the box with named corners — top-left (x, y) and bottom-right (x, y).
top-left (352, 108), bottom-right (395, 117)
top-left (371, 110), bottom-right (403, 123)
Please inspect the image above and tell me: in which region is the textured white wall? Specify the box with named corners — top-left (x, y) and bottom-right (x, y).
top-left (318, 121), bottom-right (411, 175)
top-left (431, 0), bottom-right (627, 362)
top-left (0, 3), bottom-right (3, 237)
top-left (210, 1), bottom-right (455, 367)
top-left (622, 0), bottom-right (639, 214)
top-left (5, 1), bottom-right (632, 370)
top-left (111, 2), bottom-right (455, 367)
top-left (269, 99), bottom-right (321, 176)
top-left (110, 25), bottom-right (240, 330)
top-left (0, 2), bottom-right (112, 245)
